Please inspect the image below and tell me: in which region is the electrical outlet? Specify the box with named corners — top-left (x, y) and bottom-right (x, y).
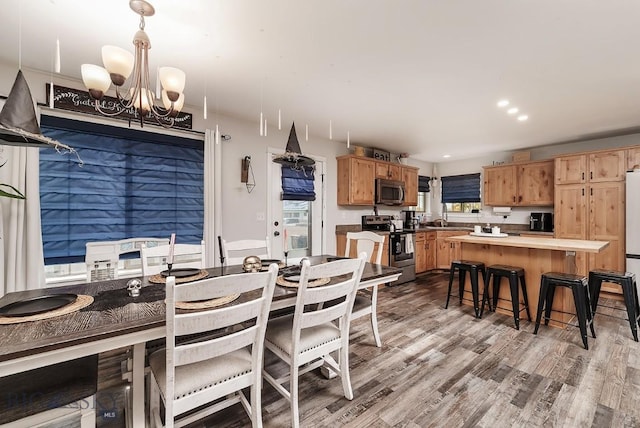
top-left (256, 212), bottom-right (265, 221)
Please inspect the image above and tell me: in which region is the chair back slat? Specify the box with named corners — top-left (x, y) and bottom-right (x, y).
top-left (174, 268), bottom-right (279, 302)
top-left (174, 299), bottom-right (262, 337)
top-left (141, 241), bottom-right (206, 276)
top-left (345, 231), bottom-right (385, 265)
top-left (220, 237), bottom-right (271, 266)
top-left (174, 326), bottom-right (257, 367)
top-left (300, 302), bottom-right (349, 330)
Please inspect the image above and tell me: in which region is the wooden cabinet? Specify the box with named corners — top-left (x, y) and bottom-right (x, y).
top-left (402, 167), bottom-right (418, 207)
top-left (483, 165), bottom-right (517, 206)
top-left (554, 148), bottom-right (627, 294)
top-left (375, 163), bottom-right (401, 181)
top-left (337, 155), bottom-right (419, 206)
top-left (335, 232), bottom-right (389, 266)
top-left (415, 231), bottom-right (436, 273)
top-left (555, 149), bottom-right (626, 185)
top-left (435, 231), bottom-right (465, 269)
top-left (627, 147), bottom-right (640, 170)
top-left (483, 159), bottom-right (554, 206)
top-left (337, 156), bottom-right (375, 205)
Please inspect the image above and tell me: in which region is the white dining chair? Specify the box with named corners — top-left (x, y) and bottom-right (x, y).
top-left (345, 231), bottom-right (386, 347)
top-left (220, 237), bottom-right (271, 266)
top-left (262, 255), bottom-right (366, 428)
top-left (148, 264), bottom-right (279, 428)
top-left (140, 241), bottom-right (206, 276)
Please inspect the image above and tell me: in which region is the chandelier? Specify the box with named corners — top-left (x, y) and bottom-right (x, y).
top-left (80, 0), bottom-right (185, 128)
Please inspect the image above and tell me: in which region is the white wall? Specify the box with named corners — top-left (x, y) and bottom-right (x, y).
top-left (4, 64), bottom-right (638, 252)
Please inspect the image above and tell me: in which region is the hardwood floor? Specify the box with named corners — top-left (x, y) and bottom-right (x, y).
top-left (98, 272), bottom-right (640, 427)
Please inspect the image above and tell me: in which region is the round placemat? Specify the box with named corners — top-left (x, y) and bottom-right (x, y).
top-left (0, 295), bottom-right (94, 325)
top-left (173, 294), bottom-right (240, 310)
top-left (276, 276), bottom-right (331, 288)
top-left (149, 269), bottom-right (209, 284)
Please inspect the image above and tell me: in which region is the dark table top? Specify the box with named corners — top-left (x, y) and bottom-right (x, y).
top-left (0, 255), bottom-right (400, 363)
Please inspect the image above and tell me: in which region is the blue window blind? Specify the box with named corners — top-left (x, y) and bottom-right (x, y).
top-left (418, 175), bottom-right (431, 193)
top-left (40, 116), bottom-right (204, 265)
top-left (281, 166), bottom-right (316, 201)
top-left (441, 173), bottom-right (481, 203)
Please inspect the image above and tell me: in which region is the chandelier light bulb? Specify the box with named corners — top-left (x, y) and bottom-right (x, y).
top-left (159, 66), bottom-right (186, 99)
top-left (162, 90), bottom-right (184, 114)
top-left (131, 88), bottom-right (153, 113)
top-left (101, 45), bottom-right (134, 86)
top-left (81, 64), bottom-right (111, 99)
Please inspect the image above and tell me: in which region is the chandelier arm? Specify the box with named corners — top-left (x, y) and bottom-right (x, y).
top-left (93, 99), bottom-right (129, 117)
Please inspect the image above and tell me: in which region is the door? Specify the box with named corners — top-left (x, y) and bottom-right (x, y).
top-left (483, 165), bottom-right (517, 206)
top-left (268, 151), bottom-right (326, 261)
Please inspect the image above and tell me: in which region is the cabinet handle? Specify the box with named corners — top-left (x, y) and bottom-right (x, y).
top-left (513, 196), bottom-right (516, 202)
top-left (590, 171), bottom-right (593, 180)
top-left (582, 172), bottom-right (585, 180)
top-left (590, 188), bottom-right (593, 196)
top-left (582, 188), bottom-right (585, 196)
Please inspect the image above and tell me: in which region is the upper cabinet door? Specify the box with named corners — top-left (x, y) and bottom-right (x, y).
top-left (555, 154), bottom-right (587, 184)
top-left (628, 147), bottom-right (640, 171)
top-left (554, 183), bottom-right (588, 239)
top-left (375, 163), bottom-right (402, 181)
top-left (589, 150), bottom-right (625, 182)
top-left (402, 167), bottom-right (418, 206)
top-left (483, 165), bottom-right (517, 206)
top-left (518, 160), bottom-right (554, 206)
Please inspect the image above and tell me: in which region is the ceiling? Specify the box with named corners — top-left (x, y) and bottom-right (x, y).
top-left (1, 0), bottom-right (639, 162)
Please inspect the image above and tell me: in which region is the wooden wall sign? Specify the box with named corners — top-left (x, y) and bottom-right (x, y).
top-left (373, 148), bottom-right (391, 162)
top-left (46, 84), bottom-right (193, 130)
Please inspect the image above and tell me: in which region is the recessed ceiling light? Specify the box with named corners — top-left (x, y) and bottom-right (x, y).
top-left (517, 115), bottom-right (529, 121)
top-left (443, 154), bottom-right (451, 158)
top-left (507, 107), bottom-right (519, 115)
top-left (497, 100), bottom-right (509, 108)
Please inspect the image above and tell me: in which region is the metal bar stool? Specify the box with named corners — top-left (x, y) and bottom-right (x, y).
top-left (589, 269), bottom-right (639, 342)
top-left (481, 264), bottom-right (531, 330)
top-left (534, 272), bottom-right (596, 350)
top-left (445, 260), bottom-right (486, 318)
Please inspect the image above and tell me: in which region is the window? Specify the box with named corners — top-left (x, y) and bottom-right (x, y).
top-left (40, 116), bottom-right (204, 266)
top-left (441, 173), bottom-right (481, 213)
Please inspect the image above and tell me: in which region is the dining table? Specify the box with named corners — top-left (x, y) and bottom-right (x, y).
top-left (0, 255), bottom-right (401, 427)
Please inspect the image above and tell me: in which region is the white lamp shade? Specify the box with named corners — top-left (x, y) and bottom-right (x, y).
top-left (162, 90), bottom-right (184, 112)
top-left (102, 45), bottom-right (134, 79)
top-left (130, 88), bottom-right (152, 112)
top-left (81, 64), bottom-right (111, 93)
top-left (159, 67), bottom-right (186, 94)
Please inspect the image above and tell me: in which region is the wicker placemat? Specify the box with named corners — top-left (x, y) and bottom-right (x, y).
top-left (0, 295), bottom-right (94, 325)
top-left (174, 293), bottom-right (240, 310)
top-left (149, 269), bottom-right (209, 284)
top-left (276, 276), bottom-right (331, 288)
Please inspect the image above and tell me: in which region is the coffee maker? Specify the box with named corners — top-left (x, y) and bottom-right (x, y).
top-left (402, 210), bottom-right (418, 230)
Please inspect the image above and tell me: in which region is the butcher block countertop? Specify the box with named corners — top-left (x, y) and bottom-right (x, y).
top-left (446, 234), bottom-right (609, 253)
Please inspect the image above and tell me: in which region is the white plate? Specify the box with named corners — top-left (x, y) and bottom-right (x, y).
top-left (470, 232), bottom-right (509, 238)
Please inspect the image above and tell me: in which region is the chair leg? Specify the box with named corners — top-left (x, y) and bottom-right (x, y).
top-left (584, 284), bottom-right (596, 339)
top-left (340, 342), bottom-right (354, 401)
top-left (370, 285), bottom-right (382, 347)
top-left (589, 274), bottom-right (603, 314)
top-left (480, 271), bottom-right (492, 317)
top-left (470, 268), bottom-right (481, 318)
top-left (572, 283), bottom-right (590, 350)
top-left (509, 273), bottom-right (520, 330)
top-left (621, 278), bottom-right (639, 342)
top-left (492, 275), bottom-right (500, 312)
top-left (251, 381), bottom-right (263, 428)
top-left (458, 269), bottom-right (466, 306)
top-left (290, 365), bottom-right (300, 428)
top-left (534, 278), bottom-right (549, 335)
top-left (520, 275), bottom-right (532, 322)
top-left (544, 284), bottom-right (556, 326)
top-left (445, 266), bottom-right (456, 309)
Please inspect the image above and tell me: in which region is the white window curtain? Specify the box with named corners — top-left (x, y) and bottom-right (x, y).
top-left (0, 146), bottom-right (45, 297)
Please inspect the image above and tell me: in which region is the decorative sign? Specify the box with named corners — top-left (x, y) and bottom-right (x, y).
top-left (46, 84), bottom-right (193, 130)
top-left (372, 148), bottom-right (391, 162)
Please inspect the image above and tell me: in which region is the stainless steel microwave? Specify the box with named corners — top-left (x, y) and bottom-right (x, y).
top-left (375, 179), bottom-right (405, 205)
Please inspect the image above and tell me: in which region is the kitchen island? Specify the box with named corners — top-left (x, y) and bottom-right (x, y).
top-left (445, 234), bottom-right (609, 326)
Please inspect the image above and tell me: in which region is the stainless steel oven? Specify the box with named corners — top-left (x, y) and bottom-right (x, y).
top-left (389, 231), bottom-right (416, 284)
top-left (361, 215), bottom-right (416, 285)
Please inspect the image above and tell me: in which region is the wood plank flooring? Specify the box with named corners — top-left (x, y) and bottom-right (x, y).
top-left (97, 272), bottom-right (640, 427)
